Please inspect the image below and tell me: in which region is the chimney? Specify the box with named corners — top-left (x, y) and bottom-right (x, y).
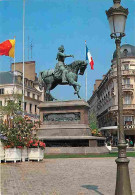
top-left (93, 79), bottom-right (102, 92)
top-left (11, 61), bottom-right (36, 81)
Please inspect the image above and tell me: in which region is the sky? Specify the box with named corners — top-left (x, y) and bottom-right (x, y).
top-left (0, 0), bottom-right (135, 101)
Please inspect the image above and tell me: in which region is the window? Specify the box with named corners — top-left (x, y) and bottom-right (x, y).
top-left (0, 88), bottom-right (4, 94)
top-left (123, 78), bottom-right (130, 85)
top-left (33, 94), bottom-right (35, 99)
top-left (30, 104), bottom-right (32, 113)
top-left (37, 95), bottom-right (39, 100)
top-left (124, 64), bottom-right (129, 70)
top-left (27, 92), bottom-right (30, 97)
top-left (124, 116), bottom-right (133, 125)
top-left (0, 101), bottom-right (2, 106)
top-left (24, 102), bottom-right (27, 111)
top-left (35, 105), bottom-right (37, 113)
top-left (124, 94), bottom-right (131, 104)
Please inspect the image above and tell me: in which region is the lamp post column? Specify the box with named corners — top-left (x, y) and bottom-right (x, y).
top-left (115, 38), bottom-right (132, 195)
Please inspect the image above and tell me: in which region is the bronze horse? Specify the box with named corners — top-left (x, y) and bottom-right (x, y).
top-left (38, 60), bottom-right (87, 100)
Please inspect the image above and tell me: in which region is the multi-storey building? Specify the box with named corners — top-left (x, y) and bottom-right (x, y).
top-left (88, 44), bottom-right (135, 146)
top-left (0, 61), bottom-right (44, 119)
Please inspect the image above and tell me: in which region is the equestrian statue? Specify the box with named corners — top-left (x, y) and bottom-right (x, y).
top-left (38, 45), bottom-right (87, 101)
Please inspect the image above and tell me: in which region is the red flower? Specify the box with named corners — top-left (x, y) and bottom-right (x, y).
top-left (29, 140), bottom-right (33, 144)
top-left (39, 141), bottom-right (43, 146)
top-left (33, 143), bottom-right (38, 147)
top-left (17, 146), bottom-right (23, 149)
top-left (4, 145), bottom-right (11, 149)
top-left (39, 141), bottom-right (46, 148)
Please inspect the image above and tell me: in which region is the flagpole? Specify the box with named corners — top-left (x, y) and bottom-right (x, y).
top-left (13, 54), bottom-right (15, 92)
top-left (13, 36), bottom-right (15, 94)
top-left (86, 70), bottom-right (87, 101)
top-left (22, 0), bottom-right (25, 117)
top-left (13, 36), bottom-right (15, 93)
top-left (85, 41), bottom-right (87, 101)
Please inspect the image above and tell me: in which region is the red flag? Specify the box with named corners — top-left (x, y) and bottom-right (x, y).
top-left (0, 39), bottom-right (15, 58)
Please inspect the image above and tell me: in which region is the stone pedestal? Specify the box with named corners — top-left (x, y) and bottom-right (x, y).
top-left (37, 100), bottom-right (107, 154)
top-left (38, 100), bottom-right (91, 138)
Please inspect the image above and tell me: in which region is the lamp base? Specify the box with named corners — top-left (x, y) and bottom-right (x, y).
top-left (115, 144), bottom-right (132, 195)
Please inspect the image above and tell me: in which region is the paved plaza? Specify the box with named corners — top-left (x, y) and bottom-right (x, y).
top-left (1, 157), bottom-right (135, 195)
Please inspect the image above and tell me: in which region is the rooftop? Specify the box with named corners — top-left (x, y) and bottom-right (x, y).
top-left (0, 71), bottom-right (16, 85)
top-left (113, 44), bottom-right (135, 59)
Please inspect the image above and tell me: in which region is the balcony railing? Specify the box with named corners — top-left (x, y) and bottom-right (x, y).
top-left (124, 124), bottom-right (135, 129)
top-left (122, 69), bottom-right (135, 75)
top-left (109, 104), bottom-right (135, 111)
top-left (100, 125), bottom-right (135, 131)
top-left (123, 104), bottom-right (135, 109)
top-left (24, 112), bottom-right (40, 119)
top-left (109, 69), bottom-right (135, 78)
top-left (122, 84), bottom-right (134, 90)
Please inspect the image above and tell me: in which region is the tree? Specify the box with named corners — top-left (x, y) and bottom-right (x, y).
top-left (0, 94), bottom-right (22, 122)
top-left (89, 112), bottom-right (102, 136)
top-left (89, 112), bottom-right (98, 130)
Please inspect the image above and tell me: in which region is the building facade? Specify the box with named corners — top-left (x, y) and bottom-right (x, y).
top-left (0, 61), bottom-right (44, 119)
top-left (88, 44), bottom-right (135, 146)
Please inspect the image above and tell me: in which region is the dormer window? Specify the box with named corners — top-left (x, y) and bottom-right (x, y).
top-left (123, 49), bottom-right (128, 57)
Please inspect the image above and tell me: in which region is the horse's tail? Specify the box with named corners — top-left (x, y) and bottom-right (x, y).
top-left (38, 72), bottom-right (44, 90)
top-left (38, 72), bottom-right (43, 84)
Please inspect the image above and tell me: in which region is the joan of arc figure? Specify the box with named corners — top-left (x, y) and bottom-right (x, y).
top-left (55, 45), bottom-right (74, 83)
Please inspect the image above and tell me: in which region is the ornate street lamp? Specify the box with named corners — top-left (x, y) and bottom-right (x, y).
top-left (106, 1), bottom-right (132, 195)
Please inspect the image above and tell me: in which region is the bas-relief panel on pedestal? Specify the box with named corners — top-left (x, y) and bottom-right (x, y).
top-left (43, 112), bottom-right (81, 122)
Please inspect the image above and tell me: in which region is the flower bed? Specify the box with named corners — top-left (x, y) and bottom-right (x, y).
top-left (91, 129), bottom-right (102, 137)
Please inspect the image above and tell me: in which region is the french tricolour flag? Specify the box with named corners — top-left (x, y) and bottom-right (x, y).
top-left (86, 44), bottom-right (94, 70)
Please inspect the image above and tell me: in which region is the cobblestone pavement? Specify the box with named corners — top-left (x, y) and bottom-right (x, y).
top-left (1, 157), bottom-right (135, 195)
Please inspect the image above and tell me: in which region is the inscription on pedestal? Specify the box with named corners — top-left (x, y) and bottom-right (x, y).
top-left (43, 112), bottom-right (80, 122)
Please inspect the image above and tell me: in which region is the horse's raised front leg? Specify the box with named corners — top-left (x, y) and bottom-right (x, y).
top-left (69, 78), bottom-right (81, 99)
top-left (76, 91), bottom-right (81, 99)
top-left (73, 85), bottom-right (81, 99)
